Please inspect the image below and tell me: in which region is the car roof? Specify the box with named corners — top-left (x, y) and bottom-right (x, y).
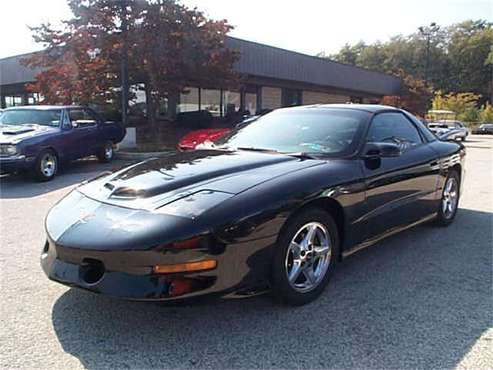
top-left (3, 105), bottom-right (84, 110)
top-left (281, 103), bottom-right (402, 114)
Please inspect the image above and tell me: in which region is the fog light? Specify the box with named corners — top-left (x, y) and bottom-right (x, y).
top-left (153, 260), bottom-right (217, 274)
top-left (169, 279), bottom-right (194, 297)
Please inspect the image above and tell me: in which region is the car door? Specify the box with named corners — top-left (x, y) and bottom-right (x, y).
top-left (68, 108), bottom-right (99, 158)
top-left (360, 112), bottom-right (439, 241)
top-left (53, 109), bottom-right (84, 161)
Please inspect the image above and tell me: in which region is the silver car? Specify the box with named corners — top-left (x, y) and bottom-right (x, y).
top-left (428, 121), bottom-right (468, 141)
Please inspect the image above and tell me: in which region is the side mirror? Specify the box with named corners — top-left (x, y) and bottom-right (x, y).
top-left (71, 121), bottom-right (79, 128)
top-left (363, 142), bottom-right (401, 159)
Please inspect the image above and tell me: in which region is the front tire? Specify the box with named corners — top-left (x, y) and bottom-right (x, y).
top-left (271, 208), bottom-right (339, 305)
top-left (97, 141), bottom-right (114, 163)
top-left (33, 149), bottom-right (58, 182)
top-left (434, 170), bottom-right (460, 226)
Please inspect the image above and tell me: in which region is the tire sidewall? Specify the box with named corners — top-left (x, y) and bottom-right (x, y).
top-left (272, 207), bottom-right (340, 305)
top-left (436, 170), bottom-right (460, 226)
top-left (34, 149), bottom-right (57, 181)
top-left (98, 141), bottom-right (113, 162)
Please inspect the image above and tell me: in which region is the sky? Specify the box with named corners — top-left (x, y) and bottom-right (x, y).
top-left (0, 0), bottom-right (491, 59)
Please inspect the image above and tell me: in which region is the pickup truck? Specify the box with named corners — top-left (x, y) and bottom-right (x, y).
top-left (0, 105), bottom-right (125, 181)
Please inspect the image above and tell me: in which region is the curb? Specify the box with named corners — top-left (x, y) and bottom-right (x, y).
top-left (115, 150), bottom-right (174, 160)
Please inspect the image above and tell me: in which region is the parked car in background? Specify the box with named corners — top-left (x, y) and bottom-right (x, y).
top-left (472, 123), bottom-right (493, 135)
top-left (178, 128), bottom-right (231, 151)
top-left (0, 105), bottom-right (125, 181)
top-left (178, 115), bottom-right (260, 150)
top-left (41, 104), bottom-right (465, 305)
top-left (428, 121), bottom-right (468, 141)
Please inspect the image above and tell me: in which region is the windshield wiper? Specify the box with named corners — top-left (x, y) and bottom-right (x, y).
top-left (283, 152), bottom-right (318, 159)
top-left (236, 147), bottom-right (318, 159)
top-left (236, 147), bottom-right (279, 153)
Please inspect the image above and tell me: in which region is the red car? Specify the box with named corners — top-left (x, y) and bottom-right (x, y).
top-left (178, 128), bottom-right (231, 151)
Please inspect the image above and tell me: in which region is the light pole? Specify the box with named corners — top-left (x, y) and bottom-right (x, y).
top-left (418, 22), bottom-right (440, 86)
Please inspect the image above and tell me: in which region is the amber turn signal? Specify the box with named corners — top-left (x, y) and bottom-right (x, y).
top-left (153, 260), bottom-right (217, 274)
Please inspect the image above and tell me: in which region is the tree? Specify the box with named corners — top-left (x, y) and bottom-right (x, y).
top-left (431, 91), bottom-right (481, 122)
top-left (381, 71), bottom-right (432, 116)
top-left (446, 20), bottom-right (493, 101)
top-left (326, 20), bottom-right (493, 103)
top-left (131, 1), bottom-right (238, 124)
top-left (479, 102), bottom-right (493, 123)
top-left (22, 0), bottom-right (238, 125)
top-left (22, 15), bottom-right (120, 105)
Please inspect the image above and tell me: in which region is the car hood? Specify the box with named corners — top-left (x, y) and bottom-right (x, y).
top-left (77, 149), bottom-right (325, 214)
top-left (0, 124), bottom-right (59, 144)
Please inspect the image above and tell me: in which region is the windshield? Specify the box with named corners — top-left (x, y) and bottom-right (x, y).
top-left (0, 109), bottom-right (62, 127)
top-left (214, 109), bottom-right (368, 155)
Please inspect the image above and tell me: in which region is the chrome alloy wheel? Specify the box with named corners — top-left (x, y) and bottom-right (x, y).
top-left (40, 152), bottom-right (57, 178)
top-left (285, 222), bottom-right (332, 292)
top-left (442, 176), bottom-right (459, 219)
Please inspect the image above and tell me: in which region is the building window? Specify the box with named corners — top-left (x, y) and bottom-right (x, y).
top-left (157, 97), bottom-right (169, 118)
top-left (5, 96), bottom-right (23, 107)
top-left (244, 92), bottom-right (257, 115)
top-left (222, 91), bottom-right (241, 117)
top-left (128, 84), bottom-right (147, 117)
top-left (261, 87), bottom-right (282, 110)
top-left (178, 87), bottom-right (200, 113)
top-left (201, 88), bottom-right (221, 116)
top-left (27, 93), bottom-right (40, 105)
top-left (282, 88), bottom-right (302, 107)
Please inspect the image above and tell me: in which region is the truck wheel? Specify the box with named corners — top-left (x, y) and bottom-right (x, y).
top-left (97, 141), bottom-right (114, 163)
top-left (33, 149), bottom-right (58, 181)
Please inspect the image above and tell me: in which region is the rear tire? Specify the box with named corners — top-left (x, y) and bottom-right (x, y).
top-left (271, 208), bottom-right (339, 305)
top-left (434, 170), bottom-right (460, 226)
top-left (97, 141), bottom-right (114, 163)
top-left (33, 149), bottom-right (58, 182)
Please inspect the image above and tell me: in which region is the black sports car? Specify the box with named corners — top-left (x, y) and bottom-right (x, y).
top-left (41, 104), bottom-right (465, 305)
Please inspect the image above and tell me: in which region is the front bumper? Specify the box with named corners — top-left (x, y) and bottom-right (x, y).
top-left (40, 240), bottom-right (224, 301)
top-left (0, 155), bottom-right (33, 173)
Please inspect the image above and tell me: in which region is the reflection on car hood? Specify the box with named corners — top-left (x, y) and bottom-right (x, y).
top-left (77, 149), bottom-right (324, 212)
top-left (0, 124), bottom-right (59, 144)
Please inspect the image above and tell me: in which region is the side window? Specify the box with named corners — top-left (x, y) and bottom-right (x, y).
top-left (367, 112), bottom-right (423, 148)
top-left (69, 109), bottom-right (97, 128)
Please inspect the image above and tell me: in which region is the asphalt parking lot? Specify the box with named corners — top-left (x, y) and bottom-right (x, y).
top-left (0, 136), bottom-right (492, 369)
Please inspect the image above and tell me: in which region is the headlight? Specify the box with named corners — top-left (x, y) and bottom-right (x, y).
top-left (0, 144), bottom-right (17, 156)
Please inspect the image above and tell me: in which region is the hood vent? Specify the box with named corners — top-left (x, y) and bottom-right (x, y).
top-left (1, 126), bottom-right (35, 135)
top-left (109, 185), bottom-right (145, 199)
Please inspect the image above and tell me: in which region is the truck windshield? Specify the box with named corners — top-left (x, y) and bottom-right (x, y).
top-left (0, 109), bottom-right (62, 127)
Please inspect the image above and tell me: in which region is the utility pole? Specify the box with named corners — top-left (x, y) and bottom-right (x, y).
top-left (418, 22), bottom-right (440, 86)
top-left (120, 0), bottom-right (129, 127)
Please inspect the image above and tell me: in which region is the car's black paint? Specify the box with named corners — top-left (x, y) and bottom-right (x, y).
top-left (41, 105), bottom-right (466, 301)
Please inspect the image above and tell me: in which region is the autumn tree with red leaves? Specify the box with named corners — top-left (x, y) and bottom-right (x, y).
top-left (381, 70), bottom-right (433, 117)
top-left (23, 0), bottom-right (238, 124)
